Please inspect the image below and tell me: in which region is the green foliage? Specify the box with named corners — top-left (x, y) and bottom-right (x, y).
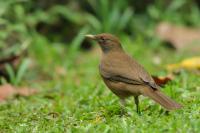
top-left (5, 59), bottom-right (30, 85)
top-left (0, 0), bottom-right (30, 58)
top-left (85, 0), bottom-right (133, 34)
top-left (1, 0), bottom-right (200, 53)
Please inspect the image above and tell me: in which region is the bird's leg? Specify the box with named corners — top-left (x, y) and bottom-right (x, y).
top-left (119, 98), bottom-right (126, 115)
top-left (120, 98), bottom-right (126, 107)
top-left (134, 96), bottom-right (140, 114)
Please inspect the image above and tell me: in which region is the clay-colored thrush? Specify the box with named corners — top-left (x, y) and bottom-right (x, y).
top-left (86, 33), bottom-right (182, 113)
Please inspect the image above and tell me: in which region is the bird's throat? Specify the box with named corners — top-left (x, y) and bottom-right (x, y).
top-left (100, 44), bottom-right (123, 54)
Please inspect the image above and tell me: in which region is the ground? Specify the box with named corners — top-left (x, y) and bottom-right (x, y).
top-left (0, 35), bottom-right (199, 132)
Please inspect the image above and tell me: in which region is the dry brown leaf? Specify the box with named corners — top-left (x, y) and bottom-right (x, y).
top-left (156, 22), bottom-right (200, 51)
top-left (0, 84), bottom-right (38, 102)
top-left (0, 84), bottom-right (16, 102)
top-left (152, 56), bottom-right (162, 65)
top-left (152, 75), bottom-right (173, 86)
top-left (166, 56), bottom-right (200, 71)
top-left (16, 87), bottom-right (38, 96)
top-left (55, 66), bottom-right (67, 77)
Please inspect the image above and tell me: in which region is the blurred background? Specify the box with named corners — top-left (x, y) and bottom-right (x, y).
top-left (0, 0), bottom-right (200, 82)
top-left (0, 0), bottom-right (200, 132)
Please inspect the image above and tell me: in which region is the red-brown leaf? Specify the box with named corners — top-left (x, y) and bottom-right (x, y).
top-left (0, 84), bottom-right (16, 102)
top-left (152, 75), bottom-right (173, 86)
top-left (0, 84), bottom-right (38, 102)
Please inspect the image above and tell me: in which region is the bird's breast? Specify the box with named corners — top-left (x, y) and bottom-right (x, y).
top-left (102, 77), bottom-right (142, 98)
top-left (102, 77), bottom-right (132, 98)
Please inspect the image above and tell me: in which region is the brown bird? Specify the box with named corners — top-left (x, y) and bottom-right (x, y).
top-left (86, 33), bottom-right (182, 113)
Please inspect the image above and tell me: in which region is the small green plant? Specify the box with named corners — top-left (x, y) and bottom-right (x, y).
top-left (5, 59), bottom-right (30, 85)
top-left (86, 0), bottom-right (133, 34)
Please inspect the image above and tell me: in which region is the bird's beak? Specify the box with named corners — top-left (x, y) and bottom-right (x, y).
top-left (85, 34), bottom-right (96, 40)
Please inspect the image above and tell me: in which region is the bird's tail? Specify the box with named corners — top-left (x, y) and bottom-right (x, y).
top-left (142, 88), bottom-right (182, 110)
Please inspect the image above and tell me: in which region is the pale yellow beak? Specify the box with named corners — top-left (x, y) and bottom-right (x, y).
top-left (85, 34), bottom-right (96, 40)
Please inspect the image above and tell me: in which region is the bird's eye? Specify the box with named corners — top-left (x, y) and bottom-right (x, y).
top-left (101, 37), bottom-right (105, 41)
top-left (98, 37), bottom-right (106, 43)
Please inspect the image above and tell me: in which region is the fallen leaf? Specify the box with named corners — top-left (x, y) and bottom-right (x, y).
top-left (91, 115), bottom-right (103, 124)
top-left (156, 22), bottom-right (200, 51)
top-left (0, 84), bottom-right (16, 102)
top-left (152, 75), bottom-right (173, 86)
top-left (16, 87), bottom-right (38, 96)
top-left (55, 66), bottom-right (67, 77)
top-left (166, 57), bottom-right (200, 71)
top-left (152, 56), bottom-right (162, 65)
top-left (0, 84), bottom-right (38, 102)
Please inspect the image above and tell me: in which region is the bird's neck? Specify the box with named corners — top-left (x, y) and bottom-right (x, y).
top-left (101, 45), bottom-right (124, 54)
top-left (101, 48), bottom-right (125, 60)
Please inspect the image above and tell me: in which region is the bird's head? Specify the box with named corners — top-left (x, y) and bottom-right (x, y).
top-left (85, 33), bottom-right (123, 53)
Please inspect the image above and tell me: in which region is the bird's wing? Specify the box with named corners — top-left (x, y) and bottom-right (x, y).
top-left (100, 68), bottom-right (143, 85)
top-left (128, 57), bottom-right (160, 90)
top-left (100, 53), bottom-right (159, 90)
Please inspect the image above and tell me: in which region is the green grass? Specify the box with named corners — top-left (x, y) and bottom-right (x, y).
top-left (0, 35), bottom-right (199, 133)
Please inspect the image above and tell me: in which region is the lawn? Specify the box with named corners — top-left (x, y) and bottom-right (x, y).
top-left (0, 34), bottom-right (199, 132)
